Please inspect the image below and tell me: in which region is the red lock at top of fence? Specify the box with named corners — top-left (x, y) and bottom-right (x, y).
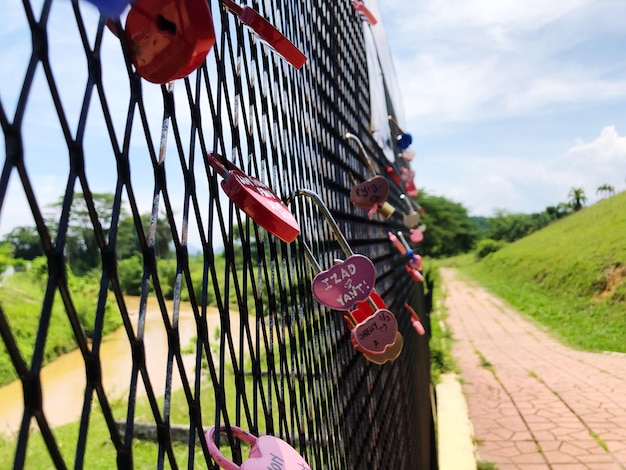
top-left (351, 0), bottom-right (378, 25)
top-left (208, 153), bottom-right (300, 243)
top-left (124, 0), bottom-right (216, 84)
top-left (222, 0), bottom-right (307, 69)
top-left (206, 425), bottom-right (311, 470)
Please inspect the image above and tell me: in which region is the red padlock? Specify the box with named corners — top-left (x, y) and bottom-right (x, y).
top-left (206, 425), bottom-right (311, 470)
top-left (208, 153), bottom-right (300, 243)
top-left (405, 303), bottom-right (426, 336)
top-left (222, 0), bottom-right (307, 69)
top-left (124, 0), bottom-right (216, 84)
top-left (351, 0), bottom-right (377, 25)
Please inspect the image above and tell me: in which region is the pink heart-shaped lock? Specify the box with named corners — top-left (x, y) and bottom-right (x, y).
top-left (351, 308), bottom-right (398, 355)
top-left (312, 254), bottom-right (376, 310)
top-left (350, 176), bottom-right (390, 210)
top-left (205, 425), bottom-right (311, 470)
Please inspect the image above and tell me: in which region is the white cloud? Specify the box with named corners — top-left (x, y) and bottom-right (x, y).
top-left (419, 125), bottom-right (626, 215)
top-left (379, 0), bottom-right (626, 124)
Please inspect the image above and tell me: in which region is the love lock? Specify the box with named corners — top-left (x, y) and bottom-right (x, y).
top-left (85, 0), bottom-right (131, 17)
top-left (388, 115), bottom-right (413, 150)
top-left (400, 194), bottom-right (421, 228)
top-left (405, 303), bottom-right (426, 336)
top-left (311, 255), bottom-right (376, 311)
top-left (399, 149), bottom-right (415, 162)
top-left (385, 165), bottom-right (402, 186)
top-left (388, 231), bottom-right (424, 283)
top-left (205, 425), bottom-right (311, 470)
top-left (287, 189), bottom-right (402, 363)
top-left (409, 224), bottom-right (426, 243)
top-left (351, 0), bottom-right (378, 25)
top-left (124, 0), bottom-right (216, 84)
top-left (208, 153), bottom-right (300, 243)
top-left (222, 0), bottom-right (307, 69)
top-left (401, 167), bottom-right (418, 197)
top-left (345, 133), bottom-right (394, 218)
top-left (345, 292), bottom-right (403, 363)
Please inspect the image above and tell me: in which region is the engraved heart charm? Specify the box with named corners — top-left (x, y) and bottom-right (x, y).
top-left (350, 176), bottom-right (390, 210)
top-left (312, 254), bottom-right (376, 310)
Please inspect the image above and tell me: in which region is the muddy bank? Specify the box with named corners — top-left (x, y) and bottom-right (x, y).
top-left (0, 298), bottom-right (228, 436)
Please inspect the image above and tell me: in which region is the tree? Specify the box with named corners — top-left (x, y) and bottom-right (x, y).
top-left (416, 191), bottom-right (478, 257)
top-left (3, 226), bottom-right (44, 260)
top-left (596, 184), bottom-right (615, 198)
top-left (568, 188), bottom-right (587, 212)
top-left (485, 209), bottom-right (553, 242)
top-left (46, 193), bottom-right (173, 275)
top-left (0, 242), bottom-right (14, 273)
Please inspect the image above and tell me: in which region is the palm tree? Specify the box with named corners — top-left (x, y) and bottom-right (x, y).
top-left (568, 187), bottom-right (587, 211)
top-left (596, 184), bottom-right (615, 198)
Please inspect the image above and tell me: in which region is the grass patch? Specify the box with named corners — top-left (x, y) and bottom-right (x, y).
top-left (475, 350), bottom-right (493, 372)
top-left (426, 260), bottom-right (457, 384)
top-left (455, 193), bottom-right (626, 353)
top-left (0, 338), bottom-right (291, 468)
top-left (477, 460), bottom-right (498, 470)
top-left (589, 430), bottom-right (608, 451)
top-left (0, 268), bottom-right (121, 386)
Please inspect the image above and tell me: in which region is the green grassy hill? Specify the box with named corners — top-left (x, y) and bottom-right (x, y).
top-left (457, 191), bottom-right (626, 353)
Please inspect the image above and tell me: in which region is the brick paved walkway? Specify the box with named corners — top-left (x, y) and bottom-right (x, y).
top-left (441, 268), bottom-right (626, 469)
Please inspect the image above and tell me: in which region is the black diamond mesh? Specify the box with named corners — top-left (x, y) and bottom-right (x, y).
top-left (0, 0), bottom-right (436, 468)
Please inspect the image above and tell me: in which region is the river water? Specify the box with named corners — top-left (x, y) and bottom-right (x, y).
top-left (0, 298), bottom-right (225, 437)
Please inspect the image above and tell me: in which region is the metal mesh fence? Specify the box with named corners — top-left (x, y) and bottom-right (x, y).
top-left (0, 0), bottom-right (435, 468)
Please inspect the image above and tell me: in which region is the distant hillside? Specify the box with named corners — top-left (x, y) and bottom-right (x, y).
top-left (459, 191), bottom-right (626, 352)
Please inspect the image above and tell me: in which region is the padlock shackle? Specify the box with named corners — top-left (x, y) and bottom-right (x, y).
top-left (387, 114), bottom-right (405, 135)
top-left (286, 189), bottom-right (355, 258)
top-left (205, 425), bottom-right (258, 470)
top-left (345, 132), bottom-right (378, 177)
top-left (400, 193), bottom-right (415, 213)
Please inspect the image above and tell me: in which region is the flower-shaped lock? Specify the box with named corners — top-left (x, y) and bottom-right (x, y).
top-left (208, 153), bottom-right (300, 243)
top-left (206, 425), bottom-right (311, 470)
top-left (124, 0), bottom-right (216, 83)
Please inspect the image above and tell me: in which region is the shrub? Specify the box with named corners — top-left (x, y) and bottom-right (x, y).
top-left (117, 255), bottom-right (144, 295)
top-left (475, 238), bottom-right (507, 260)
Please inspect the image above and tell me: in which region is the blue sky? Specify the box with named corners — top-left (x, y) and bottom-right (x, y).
top-left (377, 0), bottom-right (626, 215)
top-left (1, 0), bottom-right (626, 246)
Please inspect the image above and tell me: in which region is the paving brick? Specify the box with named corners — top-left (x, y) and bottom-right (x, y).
top-left (441, 269), bottom-right (626, 469)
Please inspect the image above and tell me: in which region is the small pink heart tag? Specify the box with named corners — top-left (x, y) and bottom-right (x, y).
top-left (312, 254), bottom-right (376, 310)
top-left (350, 176), bottom-right (390, 210)
top-left (351, 309), bottom-right (398, 355)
